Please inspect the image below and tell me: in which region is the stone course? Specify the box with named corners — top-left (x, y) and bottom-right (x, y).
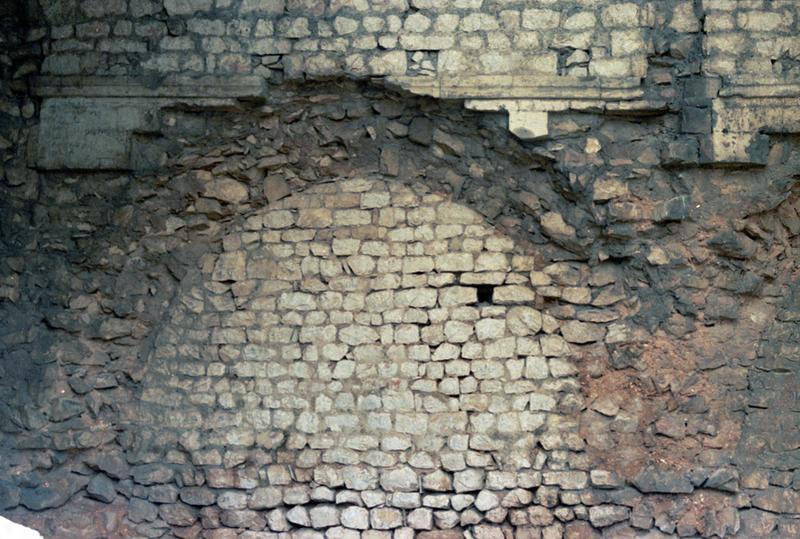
top-left (38, 0), bottom-right (652, 81)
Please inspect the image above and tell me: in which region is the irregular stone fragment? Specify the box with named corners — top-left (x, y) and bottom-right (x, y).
top-left (590, 470), bottom-right (623, 489)
top-left (422, 470), bottom-right (452, 492)
top-left (437, 203), bottom-right (481, 225)
top-left (540, 335), bottom-right (570, 356)
top-left (739, 509), bottom-right (777, 537)
top-left (507, 306), bottom-right (542, 336)
top-left (159, 502), bottom-right (197, 526)
top-left (213, 251), bottom-right (246, 281)
top-left (341, 506), bottom-right (369, 530)
top-left (286, 505), bottom-right (311, 527)
top-left (370, 507), bottom-right (403, 529)
top-left (221, 509), bottom-right (266, 529)
top-left (560, 320), bottom-right (605, 343)
top-left (165, 0), bottom-right (213, 16)
top-left (561, 287), bottom-right (591, 304)
top-left (264, 175), bottom-right (290, 202)
top-left (19, 473), bottom-right (88, 511)
top-left (543, 471), bottom-right (588, 490)
top-left (589, 505), bottom-right (630, 528)
top-left (49, 398), bottom-right (84, 421)
top-left (343, 466), bottom-right (378, 490)
top-left (527, 505), bottom-right (554, 526)
top-left (380, 466), bottom-right (418, 492)
top-left (283, 485), bottom-right (311, 504)
top-left (434, 510), bottom-right (460, 529)
top-left (454, 469), bottom-right (484, 492)
top-left (525, 356), bottom-right (549, 379)
top-left (475, 318), bottom-right (506, 341)
top-left (435, 254), bottom-right (474, 273)
top-left (474, 490), bottom-right (500, 512)
top-left (132, 464), bottom-right (174, 486)
top-left (433, 129), bottom-right (465, 156)
top-left (263, 464), bottom-right (289, 485)
top-left (407, 507), bottom-right (433, 529)
top-left (501, 488), bottom-right (532, 507)
top-left (369, 50), bottom-right (407, 76)
top-left (633, 467), bottom-right (693, 494)
top-left (540, 212), bottom-right (576, 239)
top-left (439, 285), bottom-right (477, 306)
top-left (297, 208), bottom-right (333, 228)
top-left (340, 325), bottom-right (379, 345)
top-left (593, 177), bottom-right (628, 201)
top-left (408, 117), bottom-right (433, 145)
top-left (473, 525), bottom-right (504, 539)
top-left (267, 508), bottom-right (289, 531)
top-left (530, 393), bottom-right (556, 411)
top-left (128, 498), bottom-right (158, 523)
top-left (493, 285), bottom-right (535, 304)
top-left (707, 230), bottom-right (757, 259)
top-left (752, 487), bottom-right (800, 514)
top-left (203, 177), bottom-right (248, 204)
top-left (704, 468), bottom-right (740, 493)
top-left (0, 481), bottom-right (20, 510)
top-left (181, 487), bottom-right (216, 506)
top-left (380, 146), bottom-right (400, 176)
top-left (654, 195), bottom-right (689, 222)
top-left (86, 474), bottom-right (116, 503)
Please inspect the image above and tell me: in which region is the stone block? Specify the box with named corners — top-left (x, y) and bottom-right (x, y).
top-left (521, 9), bottom-right (560, 29)
top-left (509, 110), bottom-right (548, 140)
top-left (341, 506), bottom-right (370, 530)
top-left (370, 507), bottom-right (403, 529)
top-left (37, 98), bottom-right (159, 170)
top-left (454, 469), bottom-right (484, 492)
top-left (589, 505), bottom-right (630, 528)
top-left (681, 106), bottom-right (712, 134)
top-left (164, 0), bottom-right (213, 15)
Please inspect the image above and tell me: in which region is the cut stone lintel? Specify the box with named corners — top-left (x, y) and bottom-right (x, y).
top-left (701, 131), bottom-right (771, 167)
top-left (32, 75), bottom-right (268, 171)
top-left (390, 74), bottom-right (645, 101)
top-left (37, 98), bottom-right (162, 170)
top-left (719, 77), bottom-right (800, 98)
top-left (35, 97), bottom-right (243, 170)
top-left (705, 96), bottom-right (800, 166)
top-left (32, 75), bottom-right (266, 99)
top-left (463, 97), bottom-right (669, 141)
top-left (464, 99), bottom-right (550, 140)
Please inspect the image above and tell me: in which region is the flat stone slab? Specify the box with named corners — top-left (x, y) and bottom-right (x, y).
top-left (36, 97), bottom-right (160, 170)
top-left (35, 95), bottom-right (250, 170)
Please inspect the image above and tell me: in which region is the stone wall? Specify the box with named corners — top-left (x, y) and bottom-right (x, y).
top-left (132, 177), bottom-right (595, 535)
top-left (1, 1), bottom-right (799, 538)
top-left (38, 0), bottom-right (654, 81)
top-left (704, 0), bottom-right (800, 82)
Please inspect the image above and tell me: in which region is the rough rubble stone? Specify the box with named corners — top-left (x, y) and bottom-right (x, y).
top-left (19, 474), bottom-right (89, 511)
top-left (633, 467), bottom-right (694, 494)
top-left (86, 474), bottom-right (116, 503)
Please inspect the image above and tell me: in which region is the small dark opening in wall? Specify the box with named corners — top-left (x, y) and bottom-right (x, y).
top-left (476, 285), bottom-right (494, 305)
